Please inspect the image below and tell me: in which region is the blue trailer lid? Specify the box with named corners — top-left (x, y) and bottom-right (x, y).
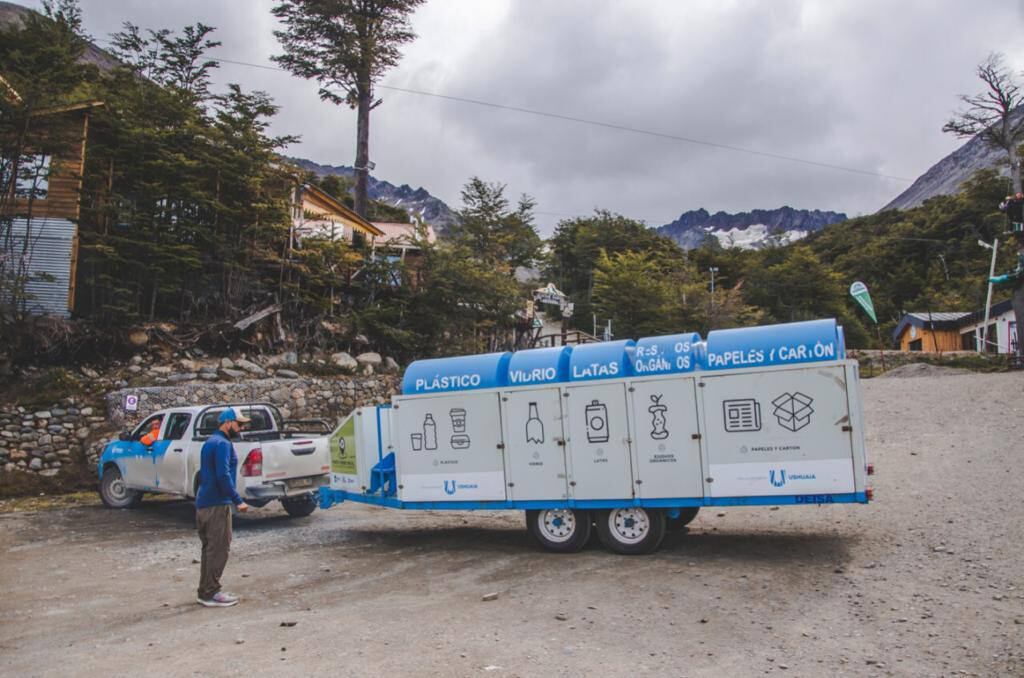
top-left (703, 318), bottom-right (841, 370)
top-left (402, 352), bottom-right (513, 395)
top-left (507, 345), bottom-right (572, 387)
top-left (568, 339), bottom-right (635, 382)
top-left (632, 332), bottom-right (702, 376)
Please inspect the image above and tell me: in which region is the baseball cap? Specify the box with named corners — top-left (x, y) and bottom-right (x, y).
top-left (218, 407), bottom-right (252, 424)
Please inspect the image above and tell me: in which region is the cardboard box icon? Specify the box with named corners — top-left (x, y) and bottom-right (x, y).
top-left (771, 392), bottom-right (814, 432)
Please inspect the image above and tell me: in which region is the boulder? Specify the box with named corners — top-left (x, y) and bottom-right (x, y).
top-left (276, 369), bottom-right (300, 379)
top-left (265, 352), bottom-right (298, 367)
top-left (221, 357), bottom-right (235, 369)
top-left (168, 373), bottom-right (197, 383)
top-left (330, 352), bottom-right (358, 371)
top-left (234, 358), bottom-right (266, 376)
top-left (356, 352), bottom-right (382, 366)
top-left (353, 334), bottom-right (370, 346)
top-left (28, 457), bottom-right (42, 471)
top-left (382, 356), bottom-right (400, 374)
top-left (128, 330), bottom-right (149, 347)
top-left (220, 368), bottom-right (247, 379)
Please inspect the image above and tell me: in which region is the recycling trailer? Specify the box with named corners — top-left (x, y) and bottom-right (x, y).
top-left (320, 319), bottom-right (872, 554)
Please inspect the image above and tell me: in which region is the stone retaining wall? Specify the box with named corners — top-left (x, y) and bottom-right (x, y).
top-left (104, 375), bottom-right (399, 428)
top-left (0, 399), bottom-right (106, 476)
top-left (1, 375), bottom-right (399, 479)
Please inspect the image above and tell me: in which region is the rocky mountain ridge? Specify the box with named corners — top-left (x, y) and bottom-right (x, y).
top-left (655, 206), bottom-right (848, 249)
top-left (882, 107), bottom-right (1024, 211)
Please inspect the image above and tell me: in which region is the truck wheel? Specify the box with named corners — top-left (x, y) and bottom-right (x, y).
top-left (99, 467), bottom-right (143, 509)
top-left (596, 507), bottom-right (666, 555)
top-left (281, 493), bottom-right (318, 518)
top-left (666, 507), bottom-right (700, 532)
top-left (526, 509), bottom-right (592, 553)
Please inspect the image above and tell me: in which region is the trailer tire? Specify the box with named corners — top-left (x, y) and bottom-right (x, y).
top-left (99, 466), bottom-right (143, 509)
top-left (281, 493), bottom-right (318, 518)
top-left (596, 507), bottom-right (666, 555)
top-left (526, 509), bottom-right (592, 553)
top-left (666, 507), bottom-right (700, 532)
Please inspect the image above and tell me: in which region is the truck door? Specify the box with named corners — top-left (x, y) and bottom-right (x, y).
top-left (500, 387), bottom-right (569, 501)
top-left (123, 413), bottom-right (166, 489)
top-left (564, 382), bottom-right (634, 500)
top-left (700, 365), bottom-right (857, 498)
top-left (154, 412), bottom-right (191, 494)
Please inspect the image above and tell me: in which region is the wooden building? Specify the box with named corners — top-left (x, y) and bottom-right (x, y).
top-left (1, 96), bottom-right (103, 317)
top-left (891, 312), bottom-right (972, 352)
top-left (290, 183), bottom-right (383, 246)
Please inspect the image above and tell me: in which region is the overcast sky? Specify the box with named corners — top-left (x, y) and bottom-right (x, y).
top-left (44, 0), bottom-right (1024, 234)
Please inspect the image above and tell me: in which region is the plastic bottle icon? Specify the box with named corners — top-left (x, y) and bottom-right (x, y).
top-left (649, 394), bottom-right (668, 440)
top-left (585, 400), bottom-right (609, 443)
top-left (526, 402), bottom-right (545, 444)
top-left (423, 414), bottom-right (438, 451)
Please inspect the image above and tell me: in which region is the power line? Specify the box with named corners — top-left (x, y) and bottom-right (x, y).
top-left (99, 42), bottom-right (912, 184)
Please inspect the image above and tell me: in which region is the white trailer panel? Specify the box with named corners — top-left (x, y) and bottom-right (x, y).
top-left (627, 376), bottom-right (704, 499)
top-left (500, 387), bottom-right (569, 501)
top-left (564, 382), bottom-right (634, 500)
top-left (700, 364), bottom-right (856, 497)
top-left (393, 392), bottom-right (507, 502)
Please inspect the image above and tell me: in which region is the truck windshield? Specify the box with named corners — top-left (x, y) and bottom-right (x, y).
top-left (195, 407), bottom-right (274, 437)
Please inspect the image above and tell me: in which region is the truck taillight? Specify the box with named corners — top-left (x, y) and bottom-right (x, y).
top-left (243, 448), bottom-right (263, 477)
top-left (867, 463), bottom-right (875, 476)
top-left (866, 487), bottom-right (874, 501)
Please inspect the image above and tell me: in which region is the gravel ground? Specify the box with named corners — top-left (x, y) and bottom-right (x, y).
top-left (1, 372), bottom-right (1022, 677)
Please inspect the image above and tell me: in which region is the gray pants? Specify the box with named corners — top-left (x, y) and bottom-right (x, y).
top-left (196, 504), bottom-right (232, 600)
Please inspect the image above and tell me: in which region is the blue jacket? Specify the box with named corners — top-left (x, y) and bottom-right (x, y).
top-left (196, 430), bottom-right (244, 509)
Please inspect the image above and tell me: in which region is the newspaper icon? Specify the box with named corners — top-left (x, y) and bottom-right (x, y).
top-left (723, 398), bottom-right (761, 432)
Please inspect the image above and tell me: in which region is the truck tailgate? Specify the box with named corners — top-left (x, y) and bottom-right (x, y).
top-left (260, 438), bottom-right (330, 486)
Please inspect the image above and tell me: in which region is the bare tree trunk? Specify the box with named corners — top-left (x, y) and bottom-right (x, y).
top-left (1012, 283), bottom-right (1023, 357)
top-left (354, 87), bottom-right (371, 218)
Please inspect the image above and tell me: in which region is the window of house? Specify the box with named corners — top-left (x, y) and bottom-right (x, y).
top-left (16, 154), bottom-right (50, 198)
top-left (961, 331), bottom-right (976, 351)
top-left (908, 339), bottom-right (922, 352)
top-left (352, 229), bottom-right (366, 249)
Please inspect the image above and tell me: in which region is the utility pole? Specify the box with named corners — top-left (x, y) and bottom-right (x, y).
top-left (978, 238), bottom-right (999, 352)
top-left (709, 266), bottom-right (719, 329)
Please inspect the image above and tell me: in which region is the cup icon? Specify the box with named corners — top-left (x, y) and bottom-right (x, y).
top-left (411, 433), bottom-right (423, 451)
top-left (449, 408), bottom-right (467, 433)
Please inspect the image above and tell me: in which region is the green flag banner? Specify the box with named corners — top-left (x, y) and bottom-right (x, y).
top-left (849, 281), bottom-right (877, 324)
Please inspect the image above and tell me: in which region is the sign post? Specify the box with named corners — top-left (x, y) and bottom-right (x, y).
top-left (850, 281), bottom-right (885, 372)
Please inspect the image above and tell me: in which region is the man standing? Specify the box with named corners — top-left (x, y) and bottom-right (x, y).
top-left (195, 407), bottom-right (250, 607)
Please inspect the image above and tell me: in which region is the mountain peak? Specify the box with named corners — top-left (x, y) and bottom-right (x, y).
top-left (656, 206), bottom-right (847, 250)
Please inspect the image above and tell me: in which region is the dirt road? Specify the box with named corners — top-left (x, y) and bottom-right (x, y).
top-left (2, 371), bottom-right (1022, 677)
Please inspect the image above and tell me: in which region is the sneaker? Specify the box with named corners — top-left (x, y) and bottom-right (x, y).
top-left (197, 592), bottom-right (238, 607)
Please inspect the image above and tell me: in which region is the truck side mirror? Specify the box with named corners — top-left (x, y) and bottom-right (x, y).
top-left (119, 430), bottom-right (131, 442)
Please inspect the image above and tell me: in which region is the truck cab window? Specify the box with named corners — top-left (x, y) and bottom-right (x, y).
top-left (164, 413), bottom-right (191, 441)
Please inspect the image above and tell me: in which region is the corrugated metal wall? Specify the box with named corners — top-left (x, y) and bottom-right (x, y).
top-left (1, 217), bottom-right (76, 318)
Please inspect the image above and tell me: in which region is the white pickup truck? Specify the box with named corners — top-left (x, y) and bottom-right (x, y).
top-left (98, 403), bottom-right (333, 517)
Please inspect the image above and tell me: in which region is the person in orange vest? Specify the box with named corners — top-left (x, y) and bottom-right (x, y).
top-left (140, 418), bottom-right (162, 447)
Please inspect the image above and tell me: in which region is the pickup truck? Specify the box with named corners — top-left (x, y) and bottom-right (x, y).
top-left (98, 403), bottom-right (333, 517)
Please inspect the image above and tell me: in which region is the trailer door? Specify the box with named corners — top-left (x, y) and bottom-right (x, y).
top-left (564, 382), bottom-right (634, 500)
top-left (500, 387), bottom-right (569, 501)
top-left (700, 365), bottom-right (856, 498)
top-left (628, 377), bottom-right (703, 499)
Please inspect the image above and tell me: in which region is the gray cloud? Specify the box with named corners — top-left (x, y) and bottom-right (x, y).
top-left (58, 0), bottom-right (1024, 233)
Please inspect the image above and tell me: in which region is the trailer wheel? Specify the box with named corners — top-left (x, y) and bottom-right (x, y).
top-left (666, 507), bottom-right (700, 532)
top-left (99, 466), bottom-right (143, 509)
top-left (526, 509), bottom-right (592, 553)
top-left (596, 507), bottom-right (666, 555)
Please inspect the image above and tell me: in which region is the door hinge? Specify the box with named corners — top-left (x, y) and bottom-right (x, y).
top-left (496, 443), bottom-right (506, 449)
top-left (691, 433), bottom-right (702, 440)
top-left (841, 425), bottom-right (853, 432)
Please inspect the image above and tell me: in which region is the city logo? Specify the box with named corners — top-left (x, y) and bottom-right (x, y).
top-left (769, 469), bottom-right (787, 488)
top-left (771, 392), bottom-right (814, 432)
top-left (443, 480), bottom-right (456, 496)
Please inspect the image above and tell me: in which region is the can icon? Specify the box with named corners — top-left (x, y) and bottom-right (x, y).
top-left (585, 400), bottom-right (609, 443)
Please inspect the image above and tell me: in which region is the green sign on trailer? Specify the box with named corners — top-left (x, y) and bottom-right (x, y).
top-left (850, 281), bottom-right (877, 323)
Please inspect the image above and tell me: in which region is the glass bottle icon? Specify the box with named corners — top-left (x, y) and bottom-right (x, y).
top-left (423, 414), bottom-right (438, 450)
top-left (525, 402), bottom-right (545, 444)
